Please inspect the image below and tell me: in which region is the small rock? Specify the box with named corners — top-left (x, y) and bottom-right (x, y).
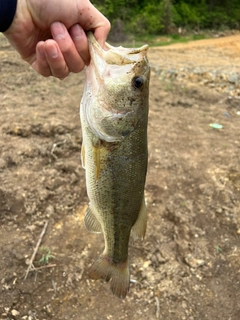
top-left (228, 74), bottom-right (239, 84)
top-left (226, 85), bottom-right (234, 93)
top-left (209, 83), bottom-right (215, 87)
top-left (26, 224), bottom-right (36, 232)
top-left (143, 260), bottom-right (151, 269)
top-left (193, 67), bottom-right (205, 75)
top-left (45, 205), bottom-right (54, 216)
top-left (11, 309), bottom-right (20, 316)
top-left (185, 254), bottom-right (204, 268)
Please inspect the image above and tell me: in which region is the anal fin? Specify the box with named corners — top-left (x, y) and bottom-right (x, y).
top-left (84, 205), bottom-right (102, 233)
top-left (131, 197), bottom-right (147, 241)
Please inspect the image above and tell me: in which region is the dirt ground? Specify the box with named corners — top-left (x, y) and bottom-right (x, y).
top-left (0, 34), bottom-right (240, 320)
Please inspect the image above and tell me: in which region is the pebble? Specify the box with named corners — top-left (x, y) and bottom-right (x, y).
top-left (151, 64), bottom-right (240, 97)
top-left (185, 254), bottom-right (205, 268)
top-left (228, 74), bottom-right (239, 84)
top-left (11, 309), bottom-right (20, 316)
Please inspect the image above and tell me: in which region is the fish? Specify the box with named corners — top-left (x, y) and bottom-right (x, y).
top-left (80, 32), bottom-right (150, 298)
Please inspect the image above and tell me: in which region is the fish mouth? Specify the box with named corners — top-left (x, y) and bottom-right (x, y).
top-left (87, 31), bottom-right (149, 67)
top-left (86, 31), bottom-right (150, 102)
top-left (86, 31), bottom-right (150, 109)
top-left (87, 31), bottom-right (149, 81)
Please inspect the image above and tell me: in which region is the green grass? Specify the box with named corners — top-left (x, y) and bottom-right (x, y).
top-left (120, 33), bottom-right (207, 48)
top-left (149, 33), bottom-right (206, 47)
top-left (215, 245), bottom-right (223, 254)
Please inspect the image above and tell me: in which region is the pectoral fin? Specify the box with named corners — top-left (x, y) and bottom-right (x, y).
top-left (84, 205), bottom-right (102, 233)
top-left (131, 197), bottom-right (147, 241)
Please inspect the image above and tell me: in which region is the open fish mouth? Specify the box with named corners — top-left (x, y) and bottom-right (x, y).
top-left (87, 31), bottom-right (149, 82)
top-left (87, 31), bottom-right (149, 66)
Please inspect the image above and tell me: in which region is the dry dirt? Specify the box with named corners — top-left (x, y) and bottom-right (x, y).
top-left (0, 34), bottom-right (240, 320)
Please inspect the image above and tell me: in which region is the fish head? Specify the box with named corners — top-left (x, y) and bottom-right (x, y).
top-left (82, 32), bottom-right (150, 142)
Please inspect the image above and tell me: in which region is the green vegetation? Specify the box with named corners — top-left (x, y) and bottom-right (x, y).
top-left (93, 0), bottom-right (240, 41)
top-left (39, 246), bottom-right (55, 265)
top-left (139, 33), bottom-right (206, 46)
top-left (215, 245), bottom-right (223, 254)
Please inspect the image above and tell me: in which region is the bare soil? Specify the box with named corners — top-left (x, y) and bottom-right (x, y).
top-left (0, 34), bottom-right (240, 320)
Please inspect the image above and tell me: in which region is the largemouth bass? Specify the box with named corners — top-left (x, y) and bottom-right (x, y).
top-left (80, 32), bottom-right (150, 298)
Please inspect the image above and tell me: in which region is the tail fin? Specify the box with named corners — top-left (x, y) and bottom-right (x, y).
top-left (89, 254), bottom-right (130, 298)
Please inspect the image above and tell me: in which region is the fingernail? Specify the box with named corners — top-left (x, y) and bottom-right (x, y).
top-left (46, 43), bottom-right (58, 59)
top-left (49, 47), bottom-right (58, 58)
top-left (71, 24), bottom-right (84, 40)
top-left (37, 42), bottom-right (45, 58)
top-left (51, 22), bottom-right (66, 39)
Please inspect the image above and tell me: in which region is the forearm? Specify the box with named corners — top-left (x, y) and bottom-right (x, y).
top-left (0, 0), bottom-right (18, 32)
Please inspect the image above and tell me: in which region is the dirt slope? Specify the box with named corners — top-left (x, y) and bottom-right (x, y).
top-left (0, 34), bottom-right (240, 320)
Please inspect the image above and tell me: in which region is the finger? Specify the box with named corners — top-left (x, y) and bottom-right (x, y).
top-left (43, 39), bottom-right (69, 79)
top-left (32, 42), bottom-right (52, 77)
top-left (51, 22), bottom-right (85, 73)
top-left (93, 19), bottom-right (111, 48)
top-left (78, 3), bottom-right (111, 48)
top-left (69, 24), bottom-right (90, 65)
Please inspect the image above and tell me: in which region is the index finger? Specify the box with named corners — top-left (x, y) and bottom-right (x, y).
top-left (94, 24), bottom-right (111, 48)
top-left (78, 2), bottom-right (111, 47)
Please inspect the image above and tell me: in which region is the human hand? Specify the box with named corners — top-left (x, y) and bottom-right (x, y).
top-left (3, 0), bottom-right (110, 79)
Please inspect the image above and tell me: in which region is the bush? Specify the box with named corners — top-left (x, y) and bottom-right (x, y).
top-left (160, 0), bottom-right (174, 34)
top-left (93, 0), bottom-right (240, 35)
top-left (174, 2), bottom-right (200, 27)
top-left (127, 4), bottom-right (164, 35)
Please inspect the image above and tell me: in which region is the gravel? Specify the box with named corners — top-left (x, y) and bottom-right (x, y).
top-left (151, 64), bottom-right (240, 97)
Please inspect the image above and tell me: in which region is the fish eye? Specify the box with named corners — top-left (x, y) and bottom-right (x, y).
top-left (132, 76), bottom-right (144, 89)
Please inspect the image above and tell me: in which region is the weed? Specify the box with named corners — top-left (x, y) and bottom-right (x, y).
top-left (215, 245), bottom-right (222, 254)
top-left (39, 246), bottom-right (55, 265)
